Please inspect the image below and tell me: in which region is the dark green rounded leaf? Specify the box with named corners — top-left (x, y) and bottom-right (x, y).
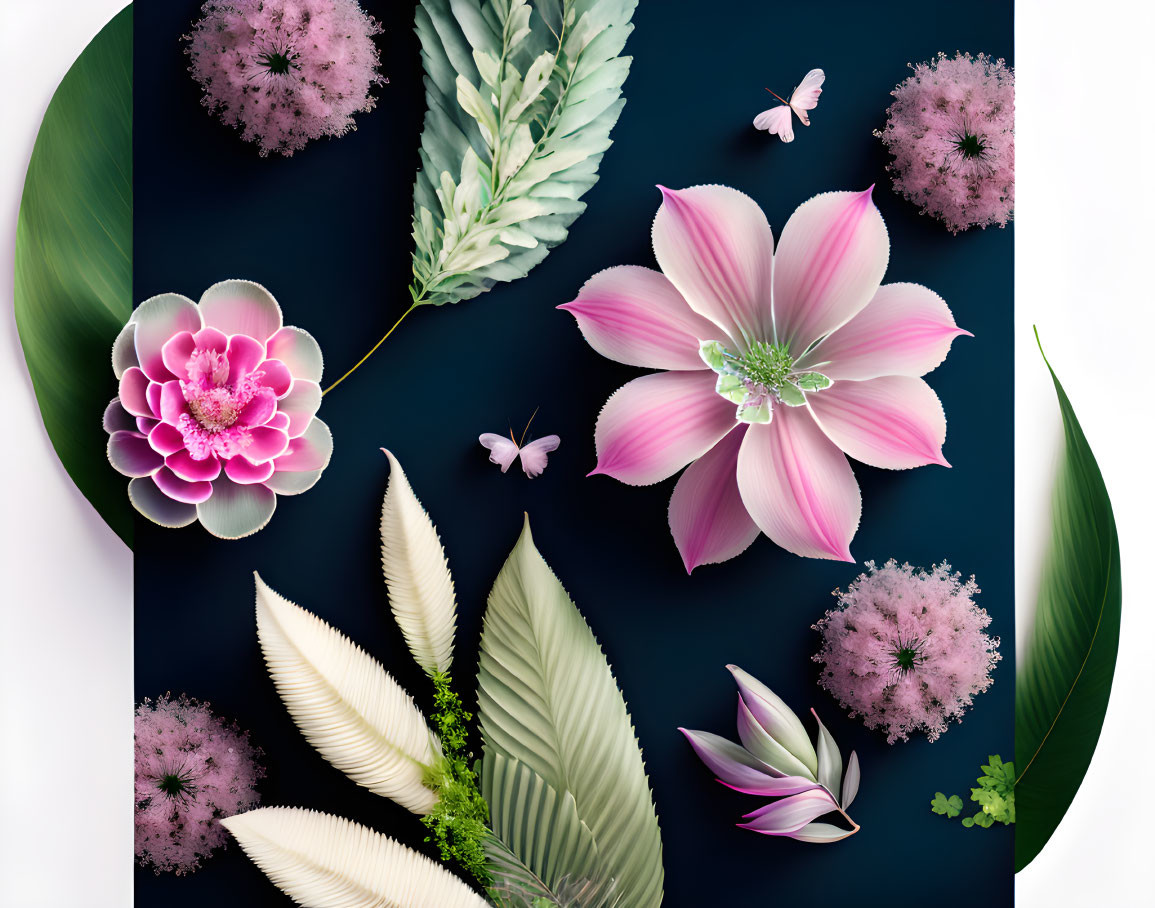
top-left (14, 5), bottom-right (133, 546)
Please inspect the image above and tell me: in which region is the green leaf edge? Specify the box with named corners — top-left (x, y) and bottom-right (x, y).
top-left (14, 4), bottom-right (133, 546)
top-left (1014, 328), bottom-right (1122, 870)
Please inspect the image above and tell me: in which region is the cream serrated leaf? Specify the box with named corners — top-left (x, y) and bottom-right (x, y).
top-left (380, 449), bottom-right (457, 677)
top-left (222, 807), bottom-right (489, 908)
top-left (254, 573), bottom-right (441, 814)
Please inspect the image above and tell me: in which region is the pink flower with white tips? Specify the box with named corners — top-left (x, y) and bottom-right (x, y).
top-left (104, 280), bottom-right (332, 539)
top-left (560, 185), bottom-right (970, 570)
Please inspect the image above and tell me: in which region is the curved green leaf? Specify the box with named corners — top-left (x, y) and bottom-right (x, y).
top-left (1015, 332), bottom-right (1122, 870)
top-left (14, 5), bottom-right (133, 546)
top-left (478, 517), bottom-right (663, 907)
top-left (412, 0), bottom-right (636, 306)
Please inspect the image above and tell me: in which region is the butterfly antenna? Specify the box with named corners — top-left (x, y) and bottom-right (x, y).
top-left (764, 87), bottom-right (790, 106)
top-left (519, 406), bottom-right (541, 447)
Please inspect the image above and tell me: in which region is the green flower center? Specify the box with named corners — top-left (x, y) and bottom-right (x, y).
top-left (951, 131), bottom-right (988, 159)
top-left (156, 769), bottom-right (198, 801)
top-left (257, 49), bottom-right (298, 76)
top-left (699, 339), bottom-right (832, 424)
top-left (893, 646), bottom-right (920, 671)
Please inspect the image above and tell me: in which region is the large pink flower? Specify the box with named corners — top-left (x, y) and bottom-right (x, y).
top-left (560, 186), bottom-right (970, 570)
top-left (104, 280), bottom-right (332, 539)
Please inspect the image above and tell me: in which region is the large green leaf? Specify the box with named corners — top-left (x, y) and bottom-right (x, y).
top-left (14, 5), bottom-right (133, 546)
top-left (411, 0), bottom-right (636, 306)
top-left (477, 518), bottom-right (663, 907)
top-left (1015, 333), bottom-right (1122, 870)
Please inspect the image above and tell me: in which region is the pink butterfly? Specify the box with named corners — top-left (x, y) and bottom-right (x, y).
top-left (753, 68), bottom-right (825, 143)
top-left (479, 411), bottom-right (560, 478)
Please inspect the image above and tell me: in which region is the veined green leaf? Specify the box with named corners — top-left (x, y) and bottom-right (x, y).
top-left (478, 517), bottom-right (664, 908)
top-left (1015, 332), bottom-right (1122, 871)
top-left (412, 0), bottom-right (637, 306)
top-left (14, 5), bottom-right (132, 545)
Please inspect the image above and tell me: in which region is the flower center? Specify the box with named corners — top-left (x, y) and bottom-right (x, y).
top-left (176, 347), bottom-right (267, 460)
top-left (954, 131), bottom-right (987, 159)
top-left (156, 768), bottom-right (198, 802)
top-left (699, 339), bottom-right (832, 424)
top-left (889, 638), bottom-right (926, 674)
top-left (187, 388), bottom-right (242, 433)
top-left (256, 44), bottom-right (299, 76)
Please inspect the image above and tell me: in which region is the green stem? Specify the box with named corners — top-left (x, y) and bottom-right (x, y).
top-left (320, 302), bottom-right (419, 397)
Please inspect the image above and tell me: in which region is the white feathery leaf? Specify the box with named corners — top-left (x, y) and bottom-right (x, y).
top-left (254, 573), bottom-right (441, 815)
top-left (222, 807), bottom-right (489, 908)
top-left (380, 449), bottom-right (457, 677)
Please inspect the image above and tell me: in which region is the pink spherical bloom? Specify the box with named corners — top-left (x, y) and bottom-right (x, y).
top-left (185, 0), bottom-right (384, 157)
top-left (813, 560), bottom-right (1001, 744)
top-left (104, 280), bottom-right (333, 539)
top-left (878, 52), bottom-right (1015, 233)
top-left (135, 694), bottom-right (263, 874)
top-left (560, 185), bottom-right (970, 571)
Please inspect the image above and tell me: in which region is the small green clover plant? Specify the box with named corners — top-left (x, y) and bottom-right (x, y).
top-left (932, 755), bottom-right (1015, 829)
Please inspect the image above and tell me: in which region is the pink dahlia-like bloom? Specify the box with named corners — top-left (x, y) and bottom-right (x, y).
top-left (878, 52), bottom-right (1015, 233)
top-left (186, 0), bottom-right (384, 157)
top-left (135, 694), bottom-right (263, 874)
top-left (813, 559), bottom-right (1001, 743)
top-left (560, 185), bottom-right (970, 570)
top-left (105, 280), bottom-right (333, 539)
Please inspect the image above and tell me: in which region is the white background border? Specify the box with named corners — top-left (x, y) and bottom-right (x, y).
top-left (1, 0), bottom-right (1151, 904)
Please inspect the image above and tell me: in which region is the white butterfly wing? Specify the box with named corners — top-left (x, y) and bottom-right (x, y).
top-left (479, 434), bottom-right (520, 473)
top-left (789, 68), bottom-right (825, 125)
top-left (517, 435), bottom-right (560, 478)
top-left (753, 105), bottom-right (795, 143)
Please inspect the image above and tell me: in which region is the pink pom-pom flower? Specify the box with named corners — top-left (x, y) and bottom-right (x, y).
top-left (105, 280), bottom-right (333, 539)
top-left (135, 694), bottom-right (263, 875)
top-left (877, 52), bottom-right (1015, 233)
top-left (185, 0), bottom-right (384, 157)
top-left (813, 559), bottom-right (1001, 743)
top-left (560, 185), bottom-right (970, 570)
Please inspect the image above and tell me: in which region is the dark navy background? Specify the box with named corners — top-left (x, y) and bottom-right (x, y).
top-left (134, 1), bottom-right (1014, 905)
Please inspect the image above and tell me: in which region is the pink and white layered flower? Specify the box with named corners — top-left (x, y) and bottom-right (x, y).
top-left (560, 185), bottom-right (970, 570)
top-left (104, 280), bottom-right (332, 539)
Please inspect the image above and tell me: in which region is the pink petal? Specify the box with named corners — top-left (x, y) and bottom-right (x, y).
top-left (269, 419), bottom-right (333, 487)
top-left (808, 376), bottom-right (949, 470)
top-left (668, 426), bottom-right (759, 572)
top-left (798, 282), bottom-right (971, 380)
top-left (266, 411), bottom-right (290, 432)
top-left (276, 381), bottom-right (321, 437)
top-left (238, 388), bottom-right (277, 428)
top-left (651, 185), bottom-right (775, 348)
top-left (146, 382), bottom-right (163, 419)
top-left (118, 367), bottom-right (152, 418)
top-left (132, 293), bottom-right (203, 382)
top-left (241, 426), bottom-right (290, 464)
top-left (159, 381), bottom-right (188, 424)
top-left (225, 456), bottom-right (276, 485)
top-left (160, 331), bottom-right (196, 379)
top-left (266, 326), bottom-right (324, 383)
top-left (738, 790), bottom-right (839, 835)
top-left (558, 265), bottom-right (727, 370)
top-left (193, 326), bottom-right (229, 353)
top-left (259, 359), bottom-right (293, 397)
top-left (736, 407), bottom-right (860, 561)
top-left (152, 466), bottom-right (214, 504)
top-left (271, 418), bottom-right (332, 472)
top-left (772, 188), bottom-right (889, 352)
top-left (166, 449), bottom-right (222, 482)
top-left (679, 729), bottom-right (819, 797)
top-left (107, 431), bottom-right (163, 477)
top-left (225, 335), bottom-right (266, 381)
top-left (787, 822), bottom-right (857, 843)
top-left (127, 477), bottom-right (198, 528)
top-left (592, 370), bottom-right (737, 486)
top-left (198, 280), bottom-right (283, 341)
top-left (148, 421), bottom-right (185, 456)
top-left (136, 417), bottom-right (158, 436)
top-left (727, 665), bottom-right (816, 774)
